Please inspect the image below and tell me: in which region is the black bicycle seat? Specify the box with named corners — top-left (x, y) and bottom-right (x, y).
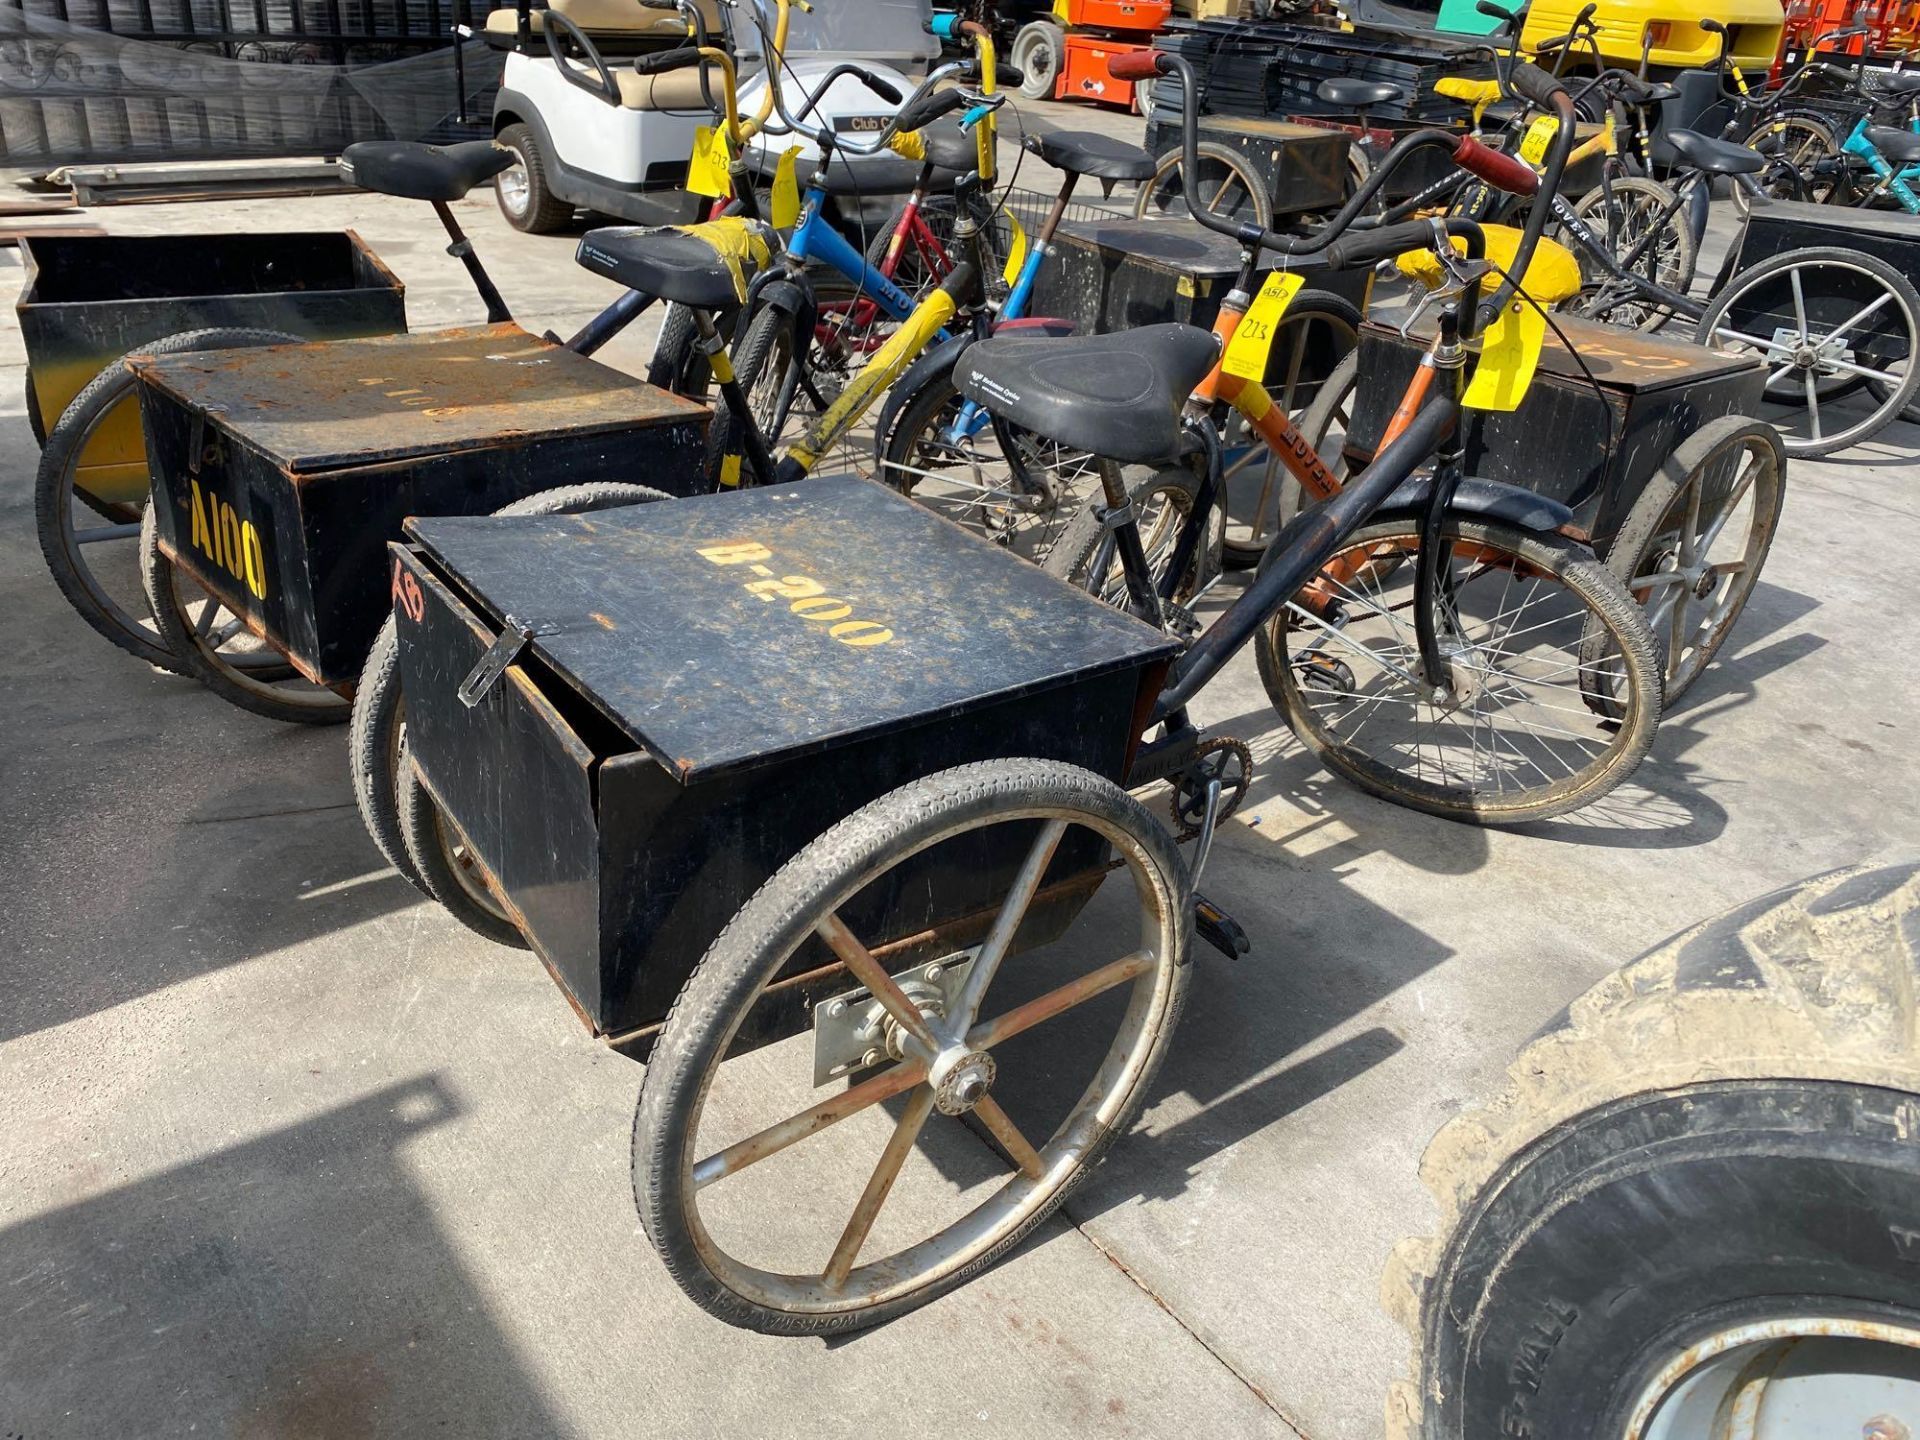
top-left (1666, 128), bottom-right (1766, 176)
top-left (1023, 129), bottom-right (1156, 183)
top-left (1316, 77), bottom-right (1404, 109)
top-left (575, 224), bottom-right (769, 311)
top-left (1877, 71), bottom-right (1920, 96)
top-left (916, 124), bottom-right (984, 174)
top-left (341, 140), bottom-right (514, 201)
top-left (956, 324), bottom-right (1222, 467)
top-left (1868, 125), bottom-right (1920, 163)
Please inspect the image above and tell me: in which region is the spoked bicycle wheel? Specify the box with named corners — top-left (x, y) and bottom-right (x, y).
top-left (1041, 462), bottom-right (1221, 608)
top-left (1587, 416), bottom-right (1787, 711)
top-left (1132, 140), bottom-right (1273, 230)
top-left (34, 326), bottom-right (302, 672)
top-left (137, 506), bottom-right (350, 725)
top-left (1696, 245), bottom-right (1920, 458)
top-left (1563, 176), bottom-right (1696, 332)
top-left (1217, 290), bottom-right (1361, 569)
top-left (1734, 112), bottom-right (1840, 215)
top-left (878, 372), bottom-right (1116, 559)
top-left (633, 758), bottom-right (1191, 1334)
top-left (1254, 516), bottom-right (1662, 825)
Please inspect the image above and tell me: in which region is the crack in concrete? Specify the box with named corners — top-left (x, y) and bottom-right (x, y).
top-left (1070, 1218), bottom-right (1310, 1438)
top-left (181, 800), bottom-right (358, 826)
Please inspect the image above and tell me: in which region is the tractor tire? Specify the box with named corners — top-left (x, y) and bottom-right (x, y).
top-left (1385, 859), bottom-right (1920, 1438)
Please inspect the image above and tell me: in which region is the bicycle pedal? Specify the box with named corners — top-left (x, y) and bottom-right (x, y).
top-left (1194, 891), bottom-right (1250, 960)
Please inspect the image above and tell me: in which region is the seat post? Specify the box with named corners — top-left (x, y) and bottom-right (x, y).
top-left (1036, 169), bottom-right (1078, 248)
top-left (432, 198), bottom-right (512, 324)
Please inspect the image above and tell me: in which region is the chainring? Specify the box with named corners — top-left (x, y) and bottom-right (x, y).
top-left (1171, 736), bottom-right (1254, 840)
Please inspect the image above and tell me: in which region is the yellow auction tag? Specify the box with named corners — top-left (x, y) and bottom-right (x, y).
top-left (1221, 270), bottom-right (1306, 382)
top-left (688, 125), bottom-right (731, 199)
top-left (770, 145), bottom-right (802, 228)
top-left (1462, 298), bottom-right (1546, 412)
top-left (1001, 209), bottom-right (1028, 286)
top-left (1519, 115), bottom-right (1559, 166)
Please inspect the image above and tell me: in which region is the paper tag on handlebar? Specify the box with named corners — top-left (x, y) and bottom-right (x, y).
top-left (1519, 115), bottom-right (1560, 166)
top-left (770, 146), bottom-right (802, 228)
top-left (1462, 298), bottom-right (1546, 413)
top-left (689, 125), bottom-right (731, 199)
top-left (1001, 210), bottom-right (1028, 287)
top-left (1221, 271), bottom-right (1305, 382)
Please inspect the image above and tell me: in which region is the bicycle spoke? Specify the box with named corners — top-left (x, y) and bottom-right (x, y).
top-left (972, 1095), bottom-right (1045, 1181)
top-left (821, 1084), bottom-right (935, 1289)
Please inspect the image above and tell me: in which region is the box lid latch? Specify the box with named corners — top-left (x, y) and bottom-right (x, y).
top-left (458, 616), bottom-right (543, 708)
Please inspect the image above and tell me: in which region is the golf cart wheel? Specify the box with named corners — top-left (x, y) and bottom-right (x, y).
top-left (351, 481), bottom-right (670, 897)
top-left (494, 123), bottom-right (572, 234)
top-left (633, 759), bottom-right (1192, 1335)
top-left (138, 506), bottom-right (351, 725)
top-left (1133, 141), bottom-right (1274, 231)
top-left (35, 327), bottom-right (302, 674)
top-left (396, 738), bottom-right (527, 949)
top-left (1215, 290), bottom-right (1361, 569)
top-left (1697, 245), bottom-right (1920, 458)
top-left (1010, 20), bottom-right (1064, 100)
top-left (1385, 860), bottom-right (1920, 1439)
top-left (1596, 416), bottom-right (1786, 709)
top-left (1255, 516), bottom-right (1662, 826)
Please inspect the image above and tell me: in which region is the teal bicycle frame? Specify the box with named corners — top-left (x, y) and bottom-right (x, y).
top-left (1841, 114), bottom-right (1920, 213)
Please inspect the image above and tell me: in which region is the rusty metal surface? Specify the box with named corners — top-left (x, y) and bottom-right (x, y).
top-left (128, 322), bottom-right (709, 474)
top-left (406, 475), bottom-right (1181, 781)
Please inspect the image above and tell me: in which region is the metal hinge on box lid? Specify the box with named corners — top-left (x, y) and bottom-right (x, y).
top-left (458, 615), bottom-right (550, 707)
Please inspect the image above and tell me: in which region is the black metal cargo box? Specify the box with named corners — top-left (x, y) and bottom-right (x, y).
top-left (17, 230), bottom-right (407, 506)
top-left (1029, 213), bottom-right (1370, 350)
top-left (133, 323), bottom-right (710, 689)
top-left (391, 476), bottom-right (1180, 1053)
top-left (1345, 316), bottom-right (1765, 546)
top-left (1730, 199), bottom-right (1920, 282)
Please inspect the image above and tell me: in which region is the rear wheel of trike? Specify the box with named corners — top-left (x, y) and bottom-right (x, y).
top-left (633, 758), bottom-right (1192, 1334)
top-left (36, 326), bottom-right (302, 673)
top-left (395, 739), bottom-right (527, 950)
top-left (350, 481), bottom-right (672, 896)
top-left (138, 505), bottom-right (351, 725)
top-left (1255, 516), bottom-right (1662, 825)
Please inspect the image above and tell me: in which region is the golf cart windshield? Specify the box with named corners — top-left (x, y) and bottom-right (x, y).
top-left (780, 0), bottom-right (937, 68)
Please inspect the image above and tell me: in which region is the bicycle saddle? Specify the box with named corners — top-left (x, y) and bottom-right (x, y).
top-left (1868, 125), bottom-right (1920, 163)
top-left (1395, 225), bottom-right (1583, 306)
top-left (908, 124), bottom-right (985, 174)
top-left (341, 141), bottom-right (515, 201)
top-left (575, 219), bottom-right (773, 311)
top-left (1023, 129), bottom-right (1156, 183)
top-left (1876, 72), bottom-right (1920, 96)
top-left (1434, 76), bottom-right (1504, 108)
top-left (956, 324), bottom-right (1222, 467)
top-left (1665, 128), bottom-right (1766, 176)
top-left (1317, 77), bottom-right (1404, 109)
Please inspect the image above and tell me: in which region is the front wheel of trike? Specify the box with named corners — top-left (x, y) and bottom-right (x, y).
top-left (633, 758), bottom-right (1192, 1334)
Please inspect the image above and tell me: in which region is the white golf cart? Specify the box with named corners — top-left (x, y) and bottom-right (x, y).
top-left (485, 0), bottom-right (939, 235)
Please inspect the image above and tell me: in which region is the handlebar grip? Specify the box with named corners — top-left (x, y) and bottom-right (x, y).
top-left (893, 85), bottom-right (970, 134)
top-left (1476, 0), bottom-right (1517, 19)
top-left (633, 46), bottom-right (701, 75)
top-left (1453, 135), bottom-right (1539, 195)
top-left (862, 73), bottom-right (904, 104)
top-left (1325, 220), bottom-right (1441, 272)
top-left (1574, 2), bottom-right (1596, 21)
top-left (1108, 50), bottom-right (1166, 81)
top-left (1699, 16), bottom-right (1725, 32)
top-left (1507, 62), bottom-right (1567, 107)
top-left (1820, 62), bottom-right (1855, 78)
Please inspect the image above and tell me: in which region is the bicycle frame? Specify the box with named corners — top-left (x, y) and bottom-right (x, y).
top-left (1841, 114), bottom-right (1920, 212)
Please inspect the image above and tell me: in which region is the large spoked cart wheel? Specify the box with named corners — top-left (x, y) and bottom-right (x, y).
top-left (1591, 416), bottom-right (1788, 710)
top-left (1696, 245), bottom-right (1920, 458)
top-left (634, 759), bottom-right (1192, 1334)
top-left (34, 327), bottom-right (302, 673)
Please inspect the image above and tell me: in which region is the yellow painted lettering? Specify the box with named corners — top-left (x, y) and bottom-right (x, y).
top-left (189, 479), bottom-right (211, 557)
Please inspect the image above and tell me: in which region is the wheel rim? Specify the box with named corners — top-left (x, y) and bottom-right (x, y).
top-left (670, 804), bottom-right (1181, 1317)
top-left (883, 392), bottom-right (1104, 558)
top-left (429, 796), bottom-right (513, 923)
top-left (1275, 523), bottom-right (1644, 812)
top-left (1140, 150), bottom-right (1263, 227)
top-left (158, 551), bottom-right (350, 708)
top-left (1626, 1317), bottom-right (1920, 1439)
top-left (50, 396), bottom-right (168, 660)
top-left (1630, 431), bottom-right (1781, 697)
top-left (1705, 256), bottom-right (1918, 454)
top-left (1573, 182), bottom-right (1690, 330)
top-left (497, 157), bottom-right (531, 218)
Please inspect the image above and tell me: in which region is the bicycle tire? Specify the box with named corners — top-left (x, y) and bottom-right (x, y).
top-left (1564, 175), bottom-right (1695, 332)
top-left (647, 302), bottom-right (714, 399)
top-left (1041, 462), bottom-right (1219, 605)
top-left (706, 301), bottom-right (797, 480)
top-left (1255, 515), bottom-right (1662, 825)
top-left (396, 735), bottom-right (528, 950)
top-left (1734, 111), bottom-right (1840, 215)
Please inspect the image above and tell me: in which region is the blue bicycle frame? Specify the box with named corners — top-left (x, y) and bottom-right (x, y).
top-left (785, 178), bottom-right (924, 320)
top-left (1842, 114), bottom-right (1920, 213)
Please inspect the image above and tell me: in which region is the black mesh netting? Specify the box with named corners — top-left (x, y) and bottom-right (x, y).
top-left (0, 0), bottom-right (508, 165)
